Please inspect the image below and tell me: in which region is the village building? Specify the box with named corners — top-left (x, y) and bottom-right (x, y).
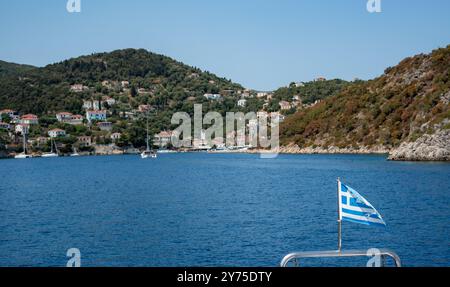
top-left (48, 128), bottom-right (66, 138)
top-left (15, 123), bottom-right (29, 134)
top-left (56, 112), bottom-right (84, 125)
top-left (154, 131), bottom-right (172, 147)
top-left (82, 99), bottom-right (102, 110)
top-left (241, 92), bottom-right (251, 98)
top-left (203, 93), bottom-right (222, 100)
top-left (20, 114), bottom-right (39, 125)
top-left (35, 137), bottom-right (49, 146)
top-left (56, 112), bottom-right (73, 122)
top-left (69, 114), bottom-right (84, 125)
top-left (77, 136), bottom-right (92, 147)
top-left (120, 111), bottom-right (137, 120)
top-left (86, 110), bottom-right (107, 123)
top-left (102, 96), bottom-right (116, 107)
top-left (82, 100), bottom-right (93, 110)
top-left (237, 99), bottom-right (247, 107)
top-left (110, 133), bottom-right (122, 142)
top-left (0, 122), bottom-right (11, 130)
top-left (256, 92), bottom-right (269, 98)
top-left (97, 122), bottom-right (113, 131)
top-left (279, 101), bottom-right (292, 111)
top-left (70, 84), bottom-right (88, 92)
top-left (0, 109), bottom-right (19, 119)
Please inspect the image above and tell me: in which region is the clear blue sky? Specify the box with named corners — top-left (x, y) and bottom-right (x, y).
top-left (0, 0), bottom-right (449, 90)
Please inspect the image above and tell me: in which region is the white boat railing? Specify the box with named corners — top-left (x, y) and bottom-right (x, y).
top-left (280, 249), bottom-right (401, 267)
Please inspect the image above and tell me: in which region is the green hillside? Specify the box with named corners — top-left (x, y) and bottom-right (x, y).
top-left (280, 45), bottom-right (450, 149)
top-left (0, 60), bottom-right (36, 77)
top-left (273, 79), bottom-right (350, 104)
top-left (0, 49), bottom-right (243, 115)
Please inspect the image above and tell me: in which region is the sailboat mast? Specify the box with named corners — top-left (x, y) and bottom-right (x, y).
top-left (146, 111), bottom-right (150, 151)
top-left (54, 139), bottom-right (58, 154)
top-left (23, 133), bottom-right (27, 155)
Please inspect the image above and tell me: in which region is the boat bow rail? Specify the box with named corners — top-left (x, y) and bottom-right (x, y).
top-left (280, 249), bottom-right (401, 267)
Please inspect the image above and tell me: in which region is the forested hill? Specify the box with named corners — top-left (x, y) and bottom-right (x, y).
top-left (272, 79), bottom-right (350, 105)
top-left (0, 60), bottom-right (36, 77)
top-left (280, 45), bottom-right (450, 150)
top-left (0, 49), bottom-right (244, 114)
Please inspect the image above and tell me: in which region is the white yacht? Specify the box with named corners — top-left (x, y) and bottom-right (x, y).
top-left (141, 111), bottom-right (157, 159)
top-left (70, 147), bottom-right (80, 157)
top-left (14, 153), bottom-right (33, 159)
top-left (15, 133), bottom-right (33, 159)
top-left (141, 150), bottom-right (157, 159)
top-left (41, 139), bottom-right (59, 158)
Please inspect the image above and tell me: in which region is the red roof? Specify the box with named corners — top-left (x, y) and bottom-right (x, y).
top-left (22, 114), bottom-right (38, 119)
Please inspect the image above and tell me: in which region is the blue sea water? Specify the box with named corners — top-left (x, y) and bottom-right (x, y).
top-left (0, 153), bottom-right (449, 267)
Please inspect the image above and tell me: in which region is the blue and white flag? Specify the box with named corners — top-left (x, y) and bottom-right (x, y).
top-left (338, 180), bottom-right (386, 227)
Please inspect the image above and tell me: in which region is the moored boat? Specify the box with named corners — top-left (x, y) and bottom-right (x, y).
top-left (41, 138), bottom-right (59, 158)
top-left (15, 132), bottom-right (33, 159)
top-left (141, 110), bottom-right (157, 159)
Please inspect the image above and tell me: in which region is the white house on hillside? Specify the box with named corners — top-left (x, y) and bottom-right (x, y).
top-left (203, 93), bottom-right (222, 100)
top-left (48, 129), bottom-right (66, 138)
top-left (237, 99), bottom-right (247, 107)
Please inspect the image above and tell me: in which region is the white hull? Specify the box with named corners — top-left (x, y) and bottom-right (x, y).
top-left (70, 153), bottom-right (80, 157)
top-left (141, 152), bottom-right (157, 159)
top-left (15, 153), bottom-right (33, 159)
top-left (157, 150), bottom-right (177, 154)
top-left (41, 153), bottom-right (59, 158)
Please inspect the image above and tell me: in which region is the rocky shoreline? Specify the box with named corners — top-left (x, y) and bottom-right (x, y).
top-left (388, 129), bottom-right (450, 161)
top-left (251, 133), bottom-right (450, 162)
top-left (259, 145), bottom-right (390, 155)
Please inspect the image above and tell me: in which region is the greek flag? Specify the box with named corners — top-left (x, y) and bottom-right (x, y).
top-left (338, 180), bottom-right (386, 227)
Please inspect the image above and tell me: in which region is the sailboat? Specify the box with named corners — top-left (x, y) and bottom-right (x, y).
top-left (141, 111), bottom-right (157, 159)
top-left (42, 138), bottom-right (59, 158)
top-left (70, 147), bottom-right (80, 157)
top-left (15, 133), bottom-right (33, 159)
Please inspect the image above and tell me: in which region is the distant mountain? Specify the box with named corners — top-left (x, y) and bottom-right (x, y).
top-left (280, 45), bottom-right (450, 160)
top-left (0, 60), bottom-right (36, 77)
top-left (0, 49), bottom-right (244, 115)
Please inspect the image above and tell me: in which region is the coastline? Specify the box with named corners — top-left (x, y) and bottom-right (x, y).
top-left (249, 145), bottom-right (390, 155)
top-left (2, 141), bottom-right (449, 162)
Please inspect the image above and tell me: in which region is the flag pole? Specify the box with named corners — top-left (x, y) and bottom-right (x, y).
top-left (337, 178), bottom-right (342, 252)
